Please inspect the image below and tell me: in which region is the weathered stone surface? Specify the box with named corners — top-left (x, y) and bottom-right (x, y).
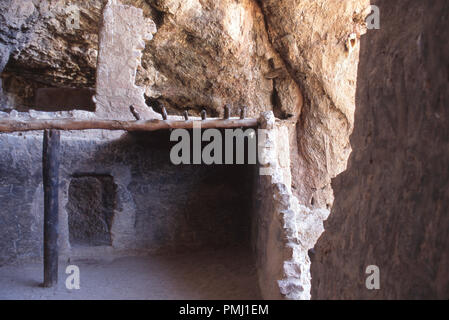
top-left (0, 133), bottom-right (44, 265)
top-left (1, 0), bottom-right (103, 109)
top-left (67, 175), bottom-right (116, 246)
top-left (0, 0), bottom-right (39, 109)
top-left (311, 0), bottom-right (449, 299)
top-left (94, 0), bottom-right (160, 120)
top-left (138, 0), bottom-right (303, 119)
top-left (1, 0), bottom-right (303, 119)
top-left (253, 112), bottom-right (329, 300)
top-left (257, 0), bottom-right (370, 208)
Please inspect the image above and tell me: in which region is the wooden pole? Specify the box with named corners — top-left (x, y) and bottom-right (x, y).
top-left (0, 118), bottom-right (258, 133)
top-left (42, 129), bottom-right (60, 288)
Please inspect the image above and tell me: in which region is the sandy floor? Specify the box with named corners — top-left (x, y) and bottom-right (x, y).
top-left (0, 247), bottom-right (261, 300)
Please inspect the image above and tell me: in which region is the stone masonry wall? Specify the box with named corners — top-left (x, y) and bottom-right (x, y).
top-left (252, 112), bottom-right (330, 300)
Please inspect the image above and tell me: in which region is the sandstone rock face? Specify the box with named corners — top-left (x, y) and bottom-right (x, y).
top-left (258, 0), bottom-right (369, 207)
top-left (311, 0), bottom-right (449, 299)
top-left (1, 0), bottom-right (303, 120)
top-left (0, 0), bottom-right (103, 109)
top-left (138, 0), bottom-right (303, 119)
top-left (0, 0), bottom-right (40, 108)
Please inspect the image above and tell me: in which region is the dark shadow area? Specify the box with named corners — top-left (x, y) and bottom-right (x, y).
top-left (311, 0), bottom-right (449, 299)
top-left (58, 130), bottom-right (258, 253)
top-left (67, 174), bottom-right (117, 247)
top-left (34, 88), bottom-right (96, 112)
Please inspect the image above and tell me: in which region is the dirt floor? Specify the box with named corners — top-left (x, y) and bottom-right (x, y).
top-left (0, 247), bottom-right (261, 300)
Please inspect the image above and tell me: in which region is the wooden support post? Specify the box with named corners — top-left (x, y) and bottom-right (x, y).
top-left (42, 129), bottom-right (60, 288)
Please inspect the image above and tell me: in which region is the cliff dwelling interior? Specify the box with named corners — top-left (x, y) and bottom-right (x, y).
top-left (0, 0), bottom-right (448, 301)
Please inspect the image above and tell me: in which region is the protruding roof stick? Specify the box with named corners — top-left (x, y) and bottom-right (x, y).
top-left (201, 110), bottom-right (207, 120)
top-left (240, 106), bottom-right (247, 120)
top-left (183, 110), bottom-right (189, 121)
top-left (129, 105), bottom-right (141, 120)
top-left (224, 104), bottom-right (231, 120)
top-left (161, 106), bottom-right (168, 120)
